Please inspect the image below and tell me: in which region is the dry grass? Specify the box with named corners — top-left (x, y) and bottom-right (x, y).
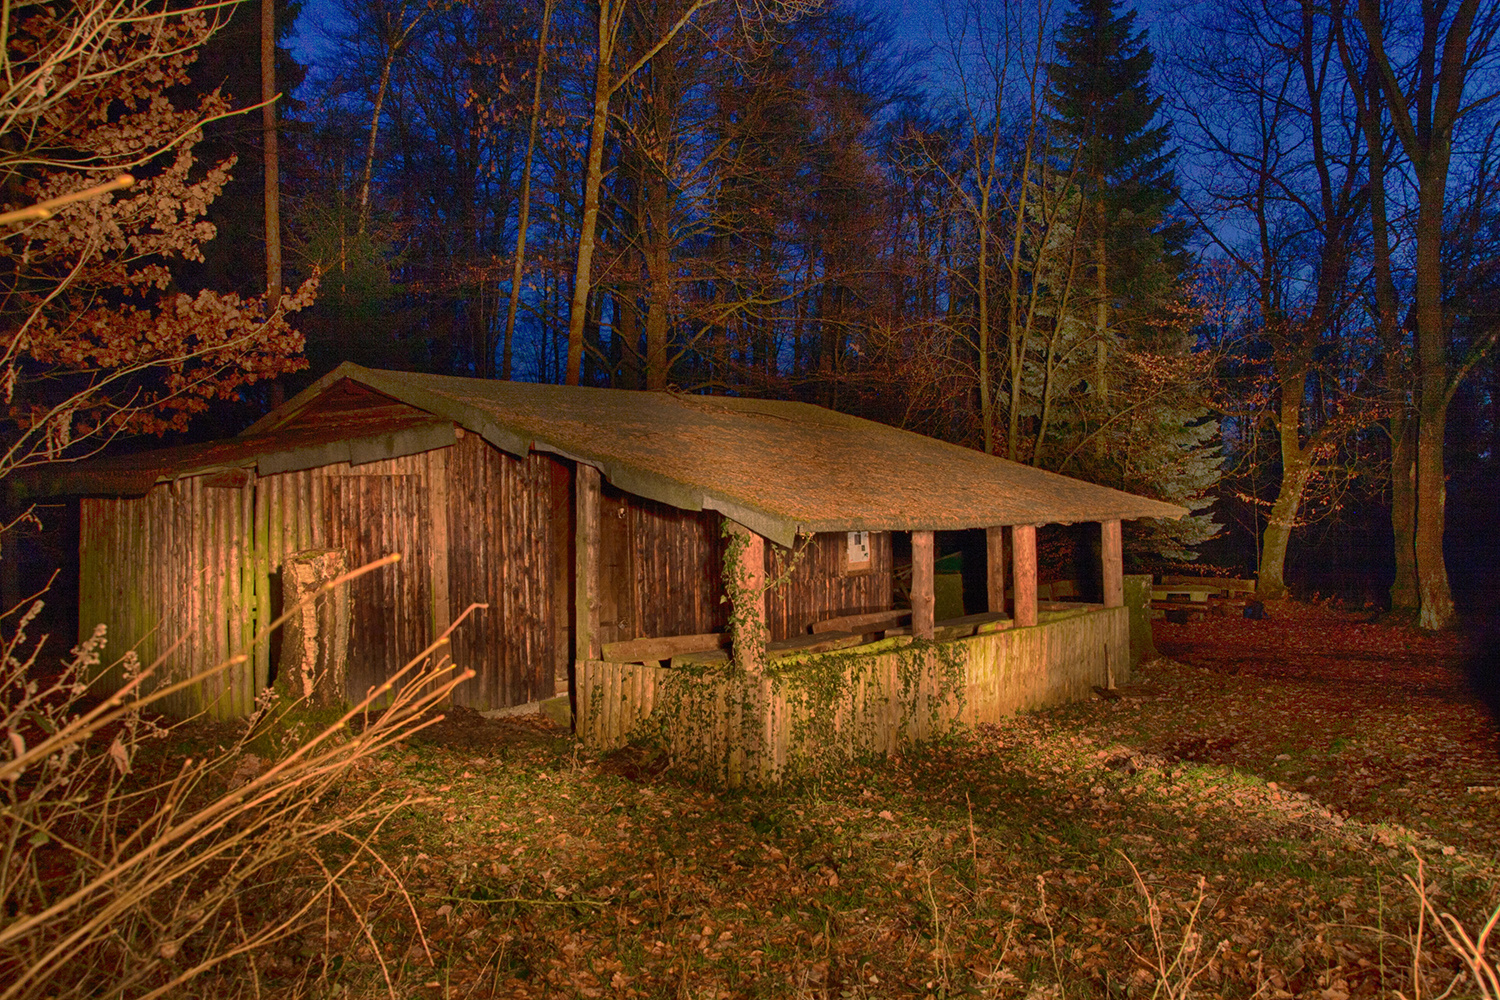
top-left (1402, 852), bottom-right (1499, 1000)
top-left (0, 562), bottom-right (478, 1000)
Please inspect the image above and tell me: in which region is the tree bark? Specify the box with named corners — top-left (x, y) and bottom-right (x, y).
top-left (1356, 0), bottom-right (1488, 628)
top-left (643, 177), bottom-right (672, 390)
top-left (261, 0), bottom-right (281, 297)
top-left (564, 0), bottom-right (715, 387)
top-left (502, 0), bottom-right (553, 381)
top-left (1093, 221), bottom-right (1108, 458)
top-left (1388, 411), bottom-right (1419, 609)
top-left (565, 63), bottom-right (613, 387)
top-left (1258, 373), bottom-right (1313, 600)
top-left (1345, 50), bottom-right (1419, 610)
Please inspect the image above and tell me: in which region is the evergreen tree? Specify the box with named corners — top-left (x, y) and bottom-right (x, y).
top-left (1042, 0), bottom-right (1220, 563)
top-left (1045, 0), bottom-right (1178, 272)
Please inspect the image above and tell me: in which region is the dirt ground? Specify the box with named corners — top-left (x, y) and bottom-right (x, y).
top-left (1142, 600), bottom-right (1500, 859)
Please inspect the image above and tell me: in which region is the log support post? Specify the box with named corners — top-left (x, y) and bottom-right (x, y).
top-left (574, 463), bottom-right (601, 663)
top-left (911, 529), bottom-right (934, 639)
top-left (1102, 518), bottom-right (1124, 609)
top-left (1012, 524), bottom-right (1038, 627)
top-left (279, 548), bottom-right (350, 707)
top-left (986, 526), bottom-right (1006, 614)
top-left (726, 520), bottom-right (766, 674)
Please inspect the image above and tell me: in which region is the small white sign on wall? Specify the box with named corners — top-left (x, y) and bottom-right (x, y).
top-left (846, 530), bottom-right (872, 572)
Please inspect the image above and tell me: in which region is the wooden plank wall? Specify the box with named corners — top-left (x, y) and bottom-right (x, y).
top-left (80, 437), bottom-right (561, 717)
top-left (443, 432), bottom-right (556, 708)
top-left (575, 606), bottom-right (1129, 784)
top-left (586, 516), bottom-right (894, 649)
top-left (763, 531), bottom-right (893, 641)
top-left (595, 485), bottom-right (727, 650)
top-left (80, 479), bottom-right (257, 720)
top-left (320, 465), bottom-right (434, 702)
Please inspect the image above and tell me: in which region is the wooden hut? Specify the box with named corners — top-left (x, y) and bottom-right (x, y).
top-left (48, 363), bottom-right (1184, 725)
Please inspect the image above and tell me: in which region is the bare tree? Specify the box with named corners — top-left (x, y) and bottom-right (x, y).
top-left (262, 0), bottom-right (282, 296)
top-left (1171, 0), bottom-right (1373, 599)
top-left (1350, 0), bottom-right (1500, 628)
top-left (562, 0), bottom-right (824, 386)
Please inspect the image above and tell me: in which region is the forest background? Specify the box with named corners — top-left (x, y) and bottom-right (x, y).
top-left (3, 0), bottom-right (1498, 634)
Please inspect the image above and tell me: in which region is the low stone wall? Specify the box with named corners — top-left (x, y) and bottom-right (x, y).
top-left (575, 606), bottom-right (1128, 784)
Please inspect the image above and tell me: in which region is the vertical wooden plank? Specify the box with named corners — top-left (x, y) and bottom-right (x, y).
top-left (911, 530), bottom-right (934, 639)
top-left (253, 476), bottom-right (271, 697)
top-left (1101, 519), bottom-right (1124, 609)
top-left (189, 478), bottom-right (208, 714)
top-left (986, 526), bottom-right (1007, 613)
top-left (210, 483), bottom-right (227, 716)
top-left (575, 464), bottom-right (601, 663)
top-left (603, 661), bottom-right (618, 747)
top-left (428, 449), bottom-right (452, 683)
top-left (226, 485), bottom-right (245, 717)
top-left (549, 456), bottom-right (572, 700)
top-left (1012, 524), bottom-right (1038, 627)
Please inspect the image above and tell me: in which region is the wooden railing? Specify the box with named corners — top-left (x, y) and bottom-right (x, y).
top-left (575, 605), bottom-right (1128, 785)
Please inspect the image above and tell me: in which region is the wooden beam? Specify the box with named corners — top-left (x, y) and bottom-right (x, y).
top-left (911, 530), bottom-right (934, 639)
top-left (809, 609), bottom-right (910, 634)
top-left (601, 632), bottom-right (727, 663)
top-left (1012, 524), bottom-right (1038, 627)
top-left (1101, 518), bottom-right (1124, 609)
top-left (574, 463), bottom-right (601, 662)
top-left (726, 520), bottom-right (766, 674)
top-left (986, 526), bottom-right (1006, 613)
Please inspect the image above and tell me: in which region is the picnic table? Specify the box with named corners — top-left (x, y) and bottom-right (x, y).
top-left (1150, 578), bottom-right (1260, 621)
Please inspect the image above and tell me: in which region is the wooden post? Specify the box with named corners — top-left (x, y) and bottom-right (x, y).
top-left (726, 520), bottom-right (766, 674)
top-left (911, 530), bottom-right (934, 639)
top-left (1101, 518), bottom-right (1124, 609)
top-left (575, 463), bottom-right (601, 662)
top-left (985, 526), bottom-right (1006, 614)
top-left (1012, 524), bottom-right (1038, 627)
top-left (428, 449), bottom-right (452, 646)
top-left (279, 548), bottom-right (350, 706)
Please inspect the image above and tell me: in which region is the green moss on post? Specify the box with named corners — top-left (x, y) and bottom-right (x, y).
top-left (1123, 573), bottom-right (1155, 670)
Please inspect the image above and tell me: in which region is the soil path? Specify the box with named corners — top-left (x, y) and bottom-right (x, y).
top-left (1144, 600), bottom-right (1500, 857)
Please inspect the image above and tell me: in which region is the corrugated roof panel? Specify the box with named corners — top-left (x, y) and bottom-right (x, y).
top-left (34, 363), bottom-right (1189, 544)
top-left (260, 365), bottom-right (1188, 546)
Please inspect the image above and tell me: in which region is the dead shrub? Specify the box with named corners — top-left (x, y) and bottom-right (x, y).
top-left (0, 563), bottom-right (479, 999)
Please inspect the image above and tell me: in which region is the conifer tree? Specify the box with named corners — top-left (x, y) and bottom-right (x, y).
top-left (1046, 0), bottom-right (1179, 356)
top-left (1043, 0), bottom-right (1219, 563)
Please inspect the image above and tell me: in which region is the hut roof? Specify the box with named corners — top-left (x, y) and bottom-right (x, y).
top-left (42, 363), bottom-right (1186, 546)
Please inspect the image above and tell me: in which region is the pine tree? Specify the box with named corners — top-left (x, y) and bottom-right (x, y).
top-left (1042, 0), bottom-right (1220, 563)
top-left (1046, 0), bottom-right (1176, 263)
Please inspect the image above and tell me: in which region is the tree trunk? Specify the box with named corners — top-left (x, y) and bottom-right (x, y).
top-left (565, 47), bottom-right (614, 387)
top-left (643, 173), bottom-right (672, 390)
top-left (1258, 375), bottom-right (1312, 600)
top-left (1412, 174), bottom-right (1456, 628)
top-left (976, 186), bottom-right (992, 454)
top-left (1351, 58), bottom-right (1418, 611)
top-left (1388, 412), bottom-right (1419, 609)
top-left (1259, 456), bottom-right (1312, 601)
top-left (502, 0), bottom-right (553, 381)
top-left (1093, 219), bottom-right (1109, 458)
top-left (564, 0), bottom-right (713, 387)
top-left (1356, 0), bottom-right (1481, 629)
top-left (261, 0), bottom-right (281, 297)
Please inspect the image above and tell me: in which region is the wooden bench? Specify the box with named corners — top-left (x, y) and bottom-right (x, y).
top-left (602, 632), bottom-right (727, 665)
top-left (809, 609), bottom-right (911, 634)
top-left (1159, 576), bottom-right (1256, 593)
